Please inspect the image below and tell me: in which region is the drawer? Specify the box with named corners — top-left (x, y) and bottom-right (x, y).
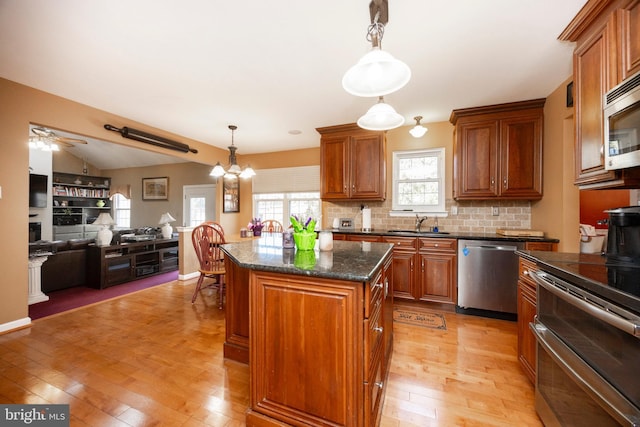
top-left (365, 270), bottom-right (384, 319)
top-left (418, 237), bottom-right (457, 252)
top-left (364, 296), bottom-right (383, 377)
top-left (519, 257), bottom-right (537, 286)
top-left (364, 344), bottom-right (384, 427)
top-left (382, 236), bottom-right (417, 251)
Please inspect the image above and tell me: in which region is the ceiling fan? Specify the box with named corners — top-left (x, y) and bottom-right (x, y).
top-left (29, 126), bottom-right (88, 150)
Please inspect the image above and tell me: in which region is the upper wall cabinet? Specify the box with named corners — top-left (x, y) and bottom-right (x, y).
top-left (449, 99), bottom-right (545, 200)
top-left (317, 123), bottom-right (386, 201)
top-left (560, 0), bottom-right (640, 189)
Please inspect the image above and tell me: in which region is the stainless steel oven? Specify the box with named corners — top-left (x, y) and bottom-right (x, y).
top-left (530, 269), bottom-right (640, 426)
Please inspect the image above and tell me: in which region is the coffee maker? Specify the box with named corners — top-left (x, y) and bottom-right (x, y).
top-left (605, 206), bottom-right (640, 265)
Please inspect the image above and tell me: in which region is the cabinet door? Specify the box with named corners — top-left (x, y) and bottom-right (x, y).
top-left (499, 114), bottom-right (543, 199)
top-left (320, 135), bottom-right (349, 199)
top-left (574, 19), bottom-right (618, 185)
top-left (416, 252), bottom-right (456, 304)
top-left (350, 133), bottom-right (385, 200)
top-left (389, 250), bottom-right (414, 301)
top-left (619, 1), bottom-right (640, 81)
top-left (455, 120), bottom-right (499, 198)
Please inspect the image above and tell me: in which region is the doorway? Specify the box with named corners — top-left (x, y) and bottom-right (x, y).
top-left (183, 184), bottom-right (217, 226)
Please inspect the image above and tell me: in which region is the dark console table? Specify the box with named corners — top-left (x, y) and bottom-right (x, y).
top-left (87, 238), bottom-right (178, 289)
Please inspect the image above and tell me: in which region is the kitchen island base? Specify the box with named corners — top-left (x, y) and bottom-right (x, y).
top-left (221, 239), bottom-right (393, 427)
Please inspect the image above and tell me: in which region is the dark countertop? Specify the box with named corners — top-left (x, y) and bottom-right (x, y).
top-left (516, 249), bottom-right (640, 314)
top-left (333, 228), bottom-right (559, 243)
top-left (221, 238), bottom-right (393, 282)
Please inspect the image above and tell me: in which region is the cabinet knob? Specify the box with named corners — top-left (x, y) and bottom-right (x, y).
top-left (374, 282), bottom-right (383, 289)
top-left (491, 177), bottom-right (495, 187)
top-left (503, 177), bottom-right (507, 188)
top-left (375, 381), bottom-right (384, 389)
top-left (373, 326), bottom-right (383, 333)
top-left (524, 269), bottom-right (529, 276)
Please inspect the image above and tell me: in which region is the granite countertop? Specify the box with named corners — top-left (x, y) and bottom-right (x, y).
top-left (221, 237), bottom-right (393, 282)
top-left (333, 228), bottom-right (559, 243)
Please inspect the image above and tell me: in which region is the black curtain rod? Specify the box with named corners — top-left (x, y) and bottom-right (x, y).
top-left (104, 124), bottom-right (198, 154)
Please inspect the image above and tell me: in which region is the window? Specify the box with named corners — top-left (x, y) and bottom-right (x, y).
top-left (253, 192), bottom-right (321, 228)
top-left (392, 148), bottom-right (445, 213)
top-left (112, 193), bottom-right (131, 228)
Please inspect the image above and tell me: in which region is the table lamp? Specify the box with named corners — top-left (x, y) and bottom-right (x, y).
top-left (94, 212), bottom-right (115, 246)
top-left (159, 212), bottom-right (176, 239)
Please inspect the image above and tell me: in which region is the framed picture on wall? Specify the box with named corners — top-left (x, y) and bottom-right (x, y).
top-left (223, 176), bottom-right (240, 213)
top-left (142, 177), bottom-right (169, 200)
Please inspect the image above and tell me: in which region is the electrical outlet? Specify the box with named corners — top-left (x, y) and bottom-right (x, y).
top-left (492, 206), bottom-right (499, 216)
top-left (451, 205), bottom-right (458, 215)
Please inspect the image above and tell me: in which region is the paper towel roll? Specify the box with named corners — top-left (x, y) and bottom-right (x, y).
top-left (362, 208), bottom-right (372, 230)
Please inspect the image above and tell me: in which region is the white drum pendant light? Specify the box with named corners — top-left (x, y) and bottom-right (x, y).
top-left (342, 47), bottom-right (411, 97)
top-left (342, 1), bottom-right (411, 98)
top-left (357, 97), bottom-right (405, 131)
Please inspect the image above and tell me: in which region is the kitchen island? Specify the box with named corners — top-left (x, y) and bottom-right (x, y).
top-left (221, 237), bottom-right (394, 427)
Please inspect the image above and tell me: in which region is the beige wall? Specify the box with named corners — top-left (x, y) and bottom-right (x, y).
top-left (532, 77), bottom-right (580, 252)
top-left (0, 75), bottom-right (576, 332)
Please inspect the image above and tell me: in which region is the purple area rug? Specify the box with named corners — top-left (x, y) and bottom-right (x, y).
top-left (29, 271), bottom-right (179, 320)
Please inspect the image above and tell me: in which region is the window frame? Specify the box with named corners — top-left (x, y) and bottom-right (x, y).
top-left (111, 193), bottom-right (131, 228)
top-left (253, 192), bottom-right (321, 229)
top-left (391, 147), bottom-right (446, 214)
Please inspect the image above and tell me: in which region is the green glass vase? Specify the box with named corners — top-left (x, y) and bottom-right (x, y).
top-left (293, 232), bottom-right (316, 251)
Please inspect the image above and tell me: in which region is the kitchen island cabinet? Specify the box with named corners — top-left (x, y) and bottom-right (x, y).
top-left (221, 239), bottom-right (393, 427)
top-left (317, 123), bottom-right (386, 201)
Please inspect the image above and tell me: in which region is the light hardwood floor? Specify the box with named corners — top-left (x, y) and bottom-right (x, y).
top-left (0, 279), bottom-right (542, 426)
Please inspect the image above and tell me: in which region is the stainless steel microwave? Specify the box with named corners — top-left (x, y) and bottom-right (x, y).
top-left (604, 70), bottom-right (640, 170)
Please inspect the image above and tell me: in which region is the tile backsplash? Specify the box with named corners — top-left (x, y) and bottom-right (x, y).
top-left (323, 199), bottom-right (531, 233)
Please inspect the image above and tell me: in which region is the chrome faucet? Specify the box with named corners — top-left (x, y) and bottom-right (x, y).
top-left (415, 215), bottom-right (428, 232)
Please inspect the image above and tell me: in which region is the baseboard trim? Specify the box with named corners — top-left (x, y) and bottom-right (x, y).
top-left (179, 271), bottom-right (199, 282)
top-left (0, 317), bottom-right (32, 335)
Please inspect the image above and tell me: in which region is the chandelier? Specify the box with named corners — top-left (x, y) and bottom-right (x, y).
top-left (209, 125), bottom-right (256, 179)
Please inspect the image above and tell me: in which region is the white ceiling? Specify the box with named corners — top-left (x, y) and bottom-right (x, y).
top-left (2, 0), bottom-right (586, 161)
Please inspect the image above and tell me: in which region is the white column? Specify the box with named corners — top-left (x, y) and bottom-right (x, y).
top-left (28, 255), bottom-right (50, 305)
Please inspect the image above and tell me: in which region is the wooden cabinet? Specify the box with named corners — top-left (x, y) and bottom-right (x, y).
top-left (619, 0), bottom-right (640, 80)
top-left (245, 252), bottom-right (393, 427)
top-left (517, 243), bottom-right (556, 384)
top-left (417, 238), bottom-right (457, 304)
top-left (87, 238), bottom-right (178, 289)
top-left (561, 0), bottom-right (640, 189)
top-left (517, 256), bottom-right (538, 384)
top-left (317, 123), bottom-right (386, 201)
top-left (450, 99), bottom-right (544, 200)
top-left (525, 241), bottom-right (558, 251)
top-left (382, 236), bottom-right (417, 301)
top-left (383, 236), bottom-right (457, 305)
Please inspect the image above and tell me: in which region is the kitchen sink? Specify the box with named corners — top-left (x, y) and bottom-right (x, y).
top-left (386, 229), bottom-right (450, 235)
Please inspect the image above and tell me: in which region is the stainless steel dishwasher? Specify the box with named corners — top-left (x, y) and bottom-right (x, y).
top-left (456, 239), bottom-right (525, 318)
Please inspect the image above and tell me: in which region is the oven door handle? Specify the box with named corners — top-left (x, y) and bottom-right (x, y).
top-left (531, 320), bottom-right (640, 426)
top-left (532, 270), bottom-right (640, 338)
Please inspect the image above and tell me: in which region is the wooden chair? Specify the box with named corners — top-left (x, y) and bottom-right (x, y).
top-left (191, 223), bottom-right (226, 308)
top-left (202, 220), bottom-right (225, 234)
top-left (262, 219), bottom-right (284, 233)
